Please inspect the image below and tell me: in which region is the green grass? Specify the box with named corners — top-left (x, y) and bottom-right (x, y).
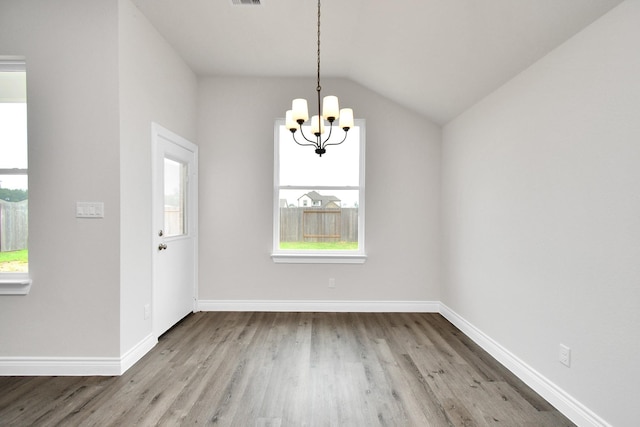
top-left (280, 241), bottom-right (358, 250)
top-left (0, 249), bottom-right (28, 272)
top-left (0, 249), bottom-right (28, 263)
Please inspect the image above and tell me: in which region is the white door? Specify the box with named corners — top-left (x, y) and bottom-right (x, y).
top-left (152, 123), bottom-right (198, 338)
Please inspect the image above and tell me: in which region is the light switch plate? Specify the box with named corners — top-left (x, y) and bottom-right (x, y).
top-left (76, 202), bottom-right (104, 218)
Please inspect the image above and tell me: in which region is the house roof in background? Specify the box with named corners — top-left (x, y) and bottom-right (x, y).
top-left (299, 191), bottom-right (340, 204)
top-left (130, 0), bottom-right (623, 124)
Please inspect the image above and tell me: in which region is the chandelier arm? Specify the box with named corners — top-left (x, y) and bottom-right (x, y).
top-left (292, 130), bottom-right (319, 147)
top-left (324, 129), bottom-right (349, 147)
top-left (296, 125), bottom-right (321, 146)
top-left (320, 120), bottom-right (334, 149)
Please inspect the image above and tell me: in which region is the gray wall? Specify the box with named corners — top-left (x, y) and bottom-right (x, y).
top-left (441, 2), bottom-right (640, 425)
top-left (118, 0), bottom-right (197, 354)
top-left (0, 0), bottom-right (121, 356)
top-left (197, 76), bottom-right (441, 302)
top-left (0, 0), bottom-right (197, 362)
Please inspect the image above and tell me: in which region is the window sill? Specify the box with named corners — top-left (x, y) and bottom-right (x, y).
top-left (271, 253), bottom-right (367, 264)
top-left (0, 275), bottom-right (32, 295)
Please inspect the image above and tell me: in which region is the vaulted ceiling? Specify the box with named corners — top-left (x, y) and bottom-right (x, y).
top-left (130, 0), bottom-right (623, 124)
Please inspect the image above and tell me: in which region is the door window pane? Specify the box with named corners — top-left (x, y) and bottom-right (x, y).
top-left (164, 157), bottom-right (186, 237)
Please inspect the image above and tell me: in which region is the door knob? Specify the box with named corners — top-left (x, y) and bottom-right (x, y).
top-left (158, 243), bottom-right (167, 251)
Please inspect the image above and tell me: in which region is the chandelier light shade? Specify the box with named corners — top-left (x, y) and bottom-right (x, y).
top-left (285, 0), bottom-right (354, 157)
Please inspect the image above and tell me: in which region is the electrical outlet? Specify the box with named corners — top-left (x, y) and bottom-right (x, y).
top-left (559, 344), bottom-right (571, 367)
top-left (328, 278), bottom-right (336, 288)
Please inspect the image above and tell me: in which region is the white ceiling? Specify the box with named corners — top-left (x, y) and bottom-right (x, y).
top-left (130, 0), bottom-right (623, 124)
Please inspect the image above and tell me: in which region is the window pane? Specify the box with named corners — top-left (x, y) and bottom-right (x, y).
top-left (0, 65), bottom-right (28, 273)
top-left (279, 189), bottom-right (359, 251)
top-left (0, 174), bottom-right (28, 272)
top-left (164, 158), bottom-right (186, 237)
top-left (279, 125), bottom-right (360, 187)
top-left (0, 67), bottom-right (26, 102)
top-left (0, 103), bottom-right (27, 169)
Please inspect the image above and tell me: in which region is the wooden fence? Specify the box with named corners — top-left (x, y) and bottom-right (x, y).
top-left (280, 207), bottom-right (358, 242)
top-left (0, 199), bottom-right (28, 252)
top-left (164, 206), bottom-right (184, 237)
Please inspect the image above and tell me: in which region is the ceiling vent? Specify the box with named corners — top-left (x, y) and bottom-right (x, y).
top-left (231, 0), bottom-right (261, 5)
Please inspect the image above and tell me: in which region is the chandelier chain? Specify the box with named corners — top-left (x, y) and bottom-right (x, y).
top-left (316, 0), bottom-right (321, 93)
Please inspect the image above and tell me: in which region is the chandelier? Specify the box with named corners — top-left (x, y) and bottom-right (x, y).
top-left (284, 0), bottom-right (354, 157)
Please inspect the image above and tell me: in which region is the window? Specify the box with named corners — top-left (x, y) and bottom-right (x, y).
top-left (0, 59), bottom-right (31, 294)
top-left (164, 157), bottom-right (187, 237)
top-left (272, 119), bottom-right (366, 263)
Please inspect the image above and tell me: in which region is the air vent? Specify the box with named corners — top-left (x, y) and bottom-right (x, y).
top-left (231, 0), bottom-right (261, 5)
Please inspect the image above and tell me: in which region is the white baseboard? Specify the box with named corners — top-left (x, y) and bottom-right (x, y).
top-left (0, 357), bottom-right (122, 376)
top-left (0, 334), bottom-right (157, 376)
top-left (120, 333), bottom-right (157, 374)
top-left (439, 304), bottom-right (611, 427)
top-left (197, 299), bottom-right (440, 313)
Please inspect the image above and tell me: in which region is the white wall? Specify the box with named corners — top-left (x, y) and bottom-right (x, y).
top-left (0, 0), bottom-right (121, 357)
top-left (118, 0), bottom-right (197, 355)
top-left (197, 77), bottom-right (441, 303)
top-left (441, 2), bottom-right (640, 425)
top-left (0, 0), bottom-right (197, 366)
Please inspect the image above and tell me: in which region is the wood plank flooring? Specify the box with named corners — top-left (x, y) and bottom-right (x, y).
top-left (0, 312), bottom-right (574, 426)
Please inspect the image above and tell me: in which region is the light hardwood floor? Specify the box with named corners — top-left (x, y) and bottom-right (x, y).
top-left (0, 312), bottom-right (574, 426)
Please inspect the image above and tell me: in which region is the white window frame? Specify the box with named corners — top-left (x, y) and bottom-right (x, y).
top-left (0, 58), bottom-right (31, 294)
top-left (271, 118), bottom-right (366, 264)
